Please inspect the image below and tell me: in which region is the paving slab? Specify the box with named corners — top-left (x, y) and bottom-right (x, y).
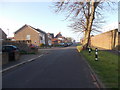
top-left (2, 49), bottom-right (50, 71)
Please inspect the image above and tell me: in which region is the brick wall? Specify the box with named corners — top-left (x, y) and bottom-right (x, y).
top-left (2, 52), bottom-right (9, 65)
top-left (90, 29), bottom-right (119, 50)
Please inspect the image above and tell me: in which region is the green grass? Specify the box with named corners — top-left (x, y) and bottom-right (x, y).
top-left (77, 46), bottom-right (83, 52)
top-left (77, 43), bottom-right (81, 46)
top-left (81, 50), bottom-right (119, 88)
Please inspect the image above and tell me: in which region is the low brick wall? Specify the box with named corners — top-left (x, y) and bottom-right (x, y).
top-left (2, 52), bottom-right (9, 65)
top-left (14, 52), bottom-right (20, 61)
top-left (2, 52), bottom-right (20, 64)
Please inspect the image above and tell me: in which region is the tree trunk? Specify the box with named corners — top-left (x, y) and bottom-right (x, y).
top-left (83, 1), bottom-right (98, 49)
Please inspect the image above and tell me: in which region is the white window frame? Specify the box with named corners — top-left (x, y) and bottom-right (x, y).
top-left (26, 35), bottom-right (30, 40)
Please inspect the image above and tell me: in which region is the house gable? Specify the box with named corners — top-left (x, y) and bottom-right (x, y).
top-left (14, 24), bottom-right (48, 46)
top-left (0, 28), bottom-right (7, 40)
top-left (14, 24), bottom-right (40, 34)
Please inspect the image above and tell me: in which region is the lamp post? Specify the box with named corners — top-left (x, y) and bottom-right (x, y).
top-left (7, 29), bottom-right (9, 38)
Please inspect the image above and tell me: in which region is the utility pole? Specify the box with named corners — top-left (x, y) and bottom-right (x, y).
top-left (7, 29), bottom-right (9, 37)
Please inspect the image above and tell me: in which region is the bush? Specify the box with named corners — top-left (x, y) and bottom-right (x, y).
top-left (20, 50), bottom-right (37, 54)
top-left (39, 43), bottom-right (45, 47)
top-left (20, 50), bottom-right (27, 54)
top-left (53, 44), bottom-right (61, 47)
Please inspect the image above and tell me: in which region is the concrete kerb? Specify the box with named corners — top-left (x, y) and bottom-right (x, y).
top-left (79, 52), bottom-right (105, 89)
top-left (1, 54), bottom-right (44, 73)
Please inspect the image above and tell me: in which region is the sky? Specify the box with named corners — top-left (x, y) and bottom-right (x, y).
top-left (118, 1), bottom-right (120, 32)
top-left (0, 1), bottom-right (118, 42)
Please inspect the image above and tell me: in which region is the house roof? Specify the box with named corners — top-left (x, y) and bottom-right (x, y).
top-left (55, 32), bottom-right (62, 38)
top-left (36, 29), bottom-right (46, 34)
top-left (14, 24), bottom-right (46, 34)
top-left (47, 33), bottom-right (54, 38)
top-left (28, 25), bottom-right (46, 34)
top-left (0, 28), bottom-right (7, 36)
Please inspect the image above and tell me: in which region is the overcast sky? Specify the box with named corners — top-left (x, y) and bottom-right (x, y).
top-left (0, 1), bottom-right (118, 42)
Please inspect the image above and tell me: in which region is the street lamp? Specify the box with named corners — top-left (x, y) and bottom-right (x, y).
top-left (7, 29), bottom-right (9, 37)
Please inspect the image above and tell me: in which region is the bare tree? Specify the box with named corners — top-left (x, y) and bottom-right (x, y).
top-left (53, 0), bottom-right (116, 48)
top-left (66, 37), bottom-right (73, 42)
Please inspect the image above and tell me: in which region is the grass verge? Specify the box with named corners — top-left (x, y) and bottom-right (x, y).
top-left (77, 46), bottom-right (83, 52)
top-left (81, 50), bottom-right (119, 88)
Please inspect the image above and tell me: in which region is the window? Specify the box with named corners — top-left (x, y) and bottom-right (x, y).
top-left (5, 46), bottom-right (13, 51)
top-left (26, 35), bottom-right (30, 40)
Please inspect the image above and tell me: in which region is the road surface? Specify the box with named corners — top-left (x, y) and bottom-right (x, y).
top-left (3, 46), bottom-right (97, 88)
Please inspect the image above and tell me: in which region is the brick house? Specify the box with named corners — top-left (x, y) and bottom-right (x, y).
top-left (0, 28), bottom-right (7, 40)
top-left (51, 32), bottom-right (66, 45)
top-left (0, 28), bottom-right (7, 52)
top-left (47, 33), bottom-right (54, 46)
top-left (14, 24), bottom-right (48, 46)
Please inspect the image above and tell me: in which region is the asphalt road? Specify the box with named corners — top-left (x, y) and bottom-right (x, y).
top-left (3, 45), bottom-right (97, 88)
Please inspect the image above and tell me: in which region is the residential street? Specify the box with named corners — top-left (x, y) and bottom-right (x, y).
top-left (3, 45), bottom-right (97, 88)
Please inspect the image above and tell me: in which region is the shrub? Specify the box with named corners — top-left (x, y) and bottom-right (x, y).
top-left (20, 50), bottom-right (27, 54)
top-left (39, 43), bottom-right (45, 47)
top-left (53, 44), bottom-right (61, 47)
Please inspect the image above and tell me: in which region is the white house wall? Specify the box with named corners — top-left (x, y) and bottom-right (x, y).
top-left (39, 33), bottom-right (45, 44)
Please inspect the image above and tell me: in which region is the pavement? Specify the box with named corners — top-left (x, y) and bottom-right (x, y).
top-left (2, 49), bottom-right (49, 72)
top-left (2, 45), bottom-right (102, 88)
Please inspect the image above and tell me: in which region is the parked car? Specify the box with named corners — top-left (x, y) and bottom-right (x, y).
top-left (63, 43), bottom-right (68, 47)
top-left (59, 43), bottom-right (65, 46)
top-left (67, 42), bottom-right (73, 46)
top-left (2, 45), bottom-right (20, 61)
